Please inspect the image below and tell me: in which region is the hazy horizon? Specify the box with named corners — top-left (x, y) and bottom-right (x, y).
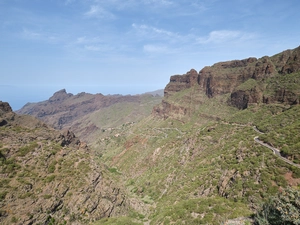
top-left (0, 85), bottom-right (164, 110)
top-left (1, 0), bottom-right (300, 110)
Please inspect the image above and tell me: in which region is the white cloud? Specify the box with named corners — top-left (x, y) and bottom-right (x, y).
top-left (21, 28), bottom-right (59, 43)
top-left (22, 28), bottom-right (42, 39)
top-left (84, 5), bottom-right (115, 19)
top-left (132, 23), bottom-right (179, 40)
top-left (68, 35), bottom-right (116, 53)
top-left (65, 0), bottom-right (75, 5)
top-left (197, 30), bottom-right (253, 44)
top-left (144, 0), bottom-right (174, 6)
top-left (75, 36), bottom-right (103, 44)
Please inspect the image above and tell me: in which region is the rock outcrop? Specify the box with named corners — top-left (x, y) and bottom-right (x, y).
top-left (154, 46), bottom-right (300, 118)
top-left (0, 101), bottom-right (12, 114)
top-left (0, 102), bottom-right (128, 225)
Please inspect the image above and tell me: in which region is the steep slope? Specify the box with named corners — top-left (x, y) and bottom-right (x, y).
top-left (17, 90), bottom-right (163, 143)
top-left (10, 46), bottom-right (300, 224)
top-left (91, 47), bottom-right (300, 224)
top-left (0, 101), bottom-right (128, 225)
top-left (95, 101), bottom-right (300, 224)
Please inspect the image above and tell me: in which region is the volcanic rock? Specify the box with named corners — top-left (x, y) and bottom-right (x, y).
top-left (155, 46), bottom-right (300, 118)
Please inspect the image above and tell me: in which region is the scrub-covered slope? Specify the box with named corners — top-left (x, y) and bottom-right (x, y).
top-left (0, 101), bottom-right (128, 225)
top-left (93, 47), bottom-right (300, 224)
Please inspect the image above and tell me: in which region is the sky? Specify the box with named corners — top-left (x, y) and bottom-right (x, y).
top-left (1, 0), bottom-right (300, 110)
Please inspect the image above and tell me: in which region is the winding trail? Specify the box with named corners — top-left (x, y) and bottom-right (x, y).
top-left (253, 127), bottom-right (300, 169)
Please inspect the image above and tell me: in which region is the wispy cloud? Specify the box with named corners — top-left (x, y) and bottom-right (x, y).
top-left (132, 23), bottom-right (179, 41)
top-left (75, 36), bottom-right (102, 44)
top-left (144, 0), bottom-right (174, 6)
top-left (84, 5), bottom-right (115, 19)
top-left (197, 30), bottom-right (255, 44)
top-left (22, 28), bottom-right (42, 39)
top-left (67, 35), bottom-right (118, 55)
top-left (21, 28), bottom-right (59, 43)
top-left (65, 0), bottom-right (75, 5)
top-left (84, 45), bottom-right (105, 51)
top-left (90, 0), bottom-right (175, 9)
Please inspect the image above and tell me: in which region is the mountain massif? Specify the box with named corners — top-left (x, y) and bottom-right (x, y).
top-left (154, 46), bottom-right (300, 119)
top-left (17, 90), bottom-right (163, 144)
top-left (2, 46), bottom-right (300, 224)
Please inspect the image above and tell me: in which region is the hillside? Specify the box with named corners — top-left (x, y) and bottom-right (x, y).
top-left (0, 101), bottom-right (128, 225)
top-left (6, 46), bottom-right (300, 224)
top-left (91, 46), bottom-right (300, 224)
top-left (17, 90), bottom-right (163, 143)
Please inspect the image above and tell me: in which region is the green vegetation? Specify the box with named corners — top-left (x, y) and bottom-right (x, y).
top-left (18, 142), bottom-right (39, 157)
top-left (94, 217), bottom-right (143, 225)
top-left (235, 78), bottom-right (258, 91)
top-left (255, 187), bottom-right (300, 225)
top-left (150, 197), bottom-right (252, 224)
top-left (93, 85), bottom-right (300, 224)
top-left (2, 49), bottom-right (300, 224)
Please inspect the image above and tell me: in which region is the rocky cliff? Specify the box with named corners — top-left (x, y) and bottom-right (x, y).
top-left (0, 101), bottom-right (128, 225)
top-left (154, 46), bottom-right (300, 118)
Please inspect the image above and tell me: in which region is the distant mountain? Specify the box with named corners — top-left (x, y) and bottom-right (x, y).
top-left (17, 90), bottom-right (163, 143)
top-left (0, 101), bottom-right (128, 224)
top-left (143, 89), bottom-right (164, 97)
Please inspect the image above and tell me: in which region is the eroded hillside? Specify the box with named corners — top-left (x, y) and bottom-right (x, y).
top-left (0, 101), bottom-right (128, 225)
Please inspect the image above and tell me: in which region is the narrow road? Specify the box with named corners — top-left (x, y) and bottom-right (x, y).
top-left (253, 127), bottom-right (300, 169)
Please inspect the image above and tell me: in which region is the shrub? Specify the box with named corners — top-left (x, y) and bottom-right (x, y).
top-left (255, 187), bottom-right (300, 225)
top-left (18, 142), bottom-right (38, 157)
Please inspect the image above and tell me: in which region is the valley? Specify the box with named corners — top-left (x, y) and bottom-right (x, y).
top-left (2, 46), bottom-right (300, 224)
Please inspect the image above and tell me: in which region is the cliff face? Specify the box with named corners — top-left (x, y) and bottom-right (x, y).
top-left (0, 102), bottom-right (128, 225)
top-left (154, 46), bottom-right (300, 117)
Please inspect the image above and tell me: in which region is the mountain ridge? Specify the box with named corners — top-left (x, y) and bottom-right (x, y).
top-left (153, 46), bottom-right (300, 119)
top-left (17, 90), bottom-right (163, 143)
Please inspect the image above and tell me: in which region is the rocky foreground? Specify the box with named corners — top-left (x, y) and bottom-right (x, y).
top-left (0, 101), bottom-right (128, 225)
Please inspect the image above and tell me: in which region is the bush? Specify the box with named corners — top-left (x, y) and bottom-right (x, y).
top-left (18, 142), bottom-right (38, 157)
top-left (255, 187), bottom-right (300, 225)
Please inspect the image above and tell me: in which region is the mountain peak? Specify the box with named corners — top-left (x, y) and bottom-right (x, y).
top-left (0, 101), bottom-right (12, 114)
top-left (49, 89), bottom-right (73, 102)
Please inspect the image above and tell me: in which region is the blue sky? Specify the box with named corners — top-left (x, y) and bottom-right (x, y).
top-left (1, 0), bottom-right (300, 110)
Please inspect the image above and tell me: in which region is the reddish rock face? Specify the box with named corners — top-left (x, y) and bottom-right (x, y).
top-left (156, 46), bottom-right (300, 118)
top-left (164, 69), bottom-right (199, 97)
top-left (17, 90), bottom-right (159, 130)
